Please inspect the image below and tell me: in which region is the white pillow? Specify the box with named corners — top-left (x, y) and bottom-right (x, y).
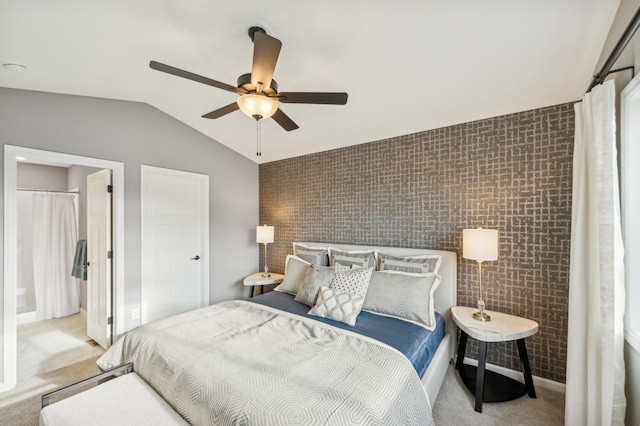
top-left (330, 266), bottom-right (373, 298)
top-left (308, 286), bottom-right (365, 326)
top-left (363, 271), bottom-right (441, 330)
top-left (275, 255), bottom-right (311, 295)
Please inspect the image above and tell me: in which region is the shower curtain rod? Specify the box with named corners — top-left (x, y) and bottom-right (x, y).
top-left (587, 4), bottom-right (640, 92)
top-left (17, 188), bottom-right (80, 194)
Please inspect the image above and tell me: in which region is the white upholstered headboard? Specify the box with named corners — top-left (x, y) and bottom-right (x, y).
top-left (298, 242), bottom-right (458, 340)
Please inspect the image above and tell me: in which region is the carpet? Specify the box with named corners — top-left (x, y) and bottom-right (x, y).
top-left (432, 363), bottom-right (565, 425)
top-left (0, 355), bottom-right (101, 426)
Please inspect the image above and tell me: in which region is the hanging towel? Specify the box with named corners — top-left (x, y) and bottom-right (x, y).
top-left (71, 239), bottom-right (87, 281)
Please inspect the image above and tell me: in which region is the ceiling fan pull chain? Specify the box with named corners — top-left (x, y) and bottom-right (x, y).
top-left (256, 119), bottom-right (262, 156)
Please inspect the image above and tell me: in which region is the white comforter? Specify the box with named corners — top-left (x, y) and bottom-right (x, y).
top-left (98, 300), bottom-right (434, 425)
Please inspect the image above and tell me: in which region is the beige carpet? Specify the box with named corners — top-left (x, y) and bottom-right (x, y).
top-left (432, 363), bottom-right (565, 426)
top-left (0, 355), bottom-right (101, 426)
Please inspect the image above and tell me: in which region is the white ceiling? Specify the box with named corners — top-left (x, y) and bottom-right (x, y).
top-left (0, 0), bottom-right (620, 164)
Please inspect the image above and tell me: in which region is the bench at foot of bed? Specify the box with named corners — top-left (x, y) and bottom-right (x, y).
top-left (40, 364), bottom-right (188, 426)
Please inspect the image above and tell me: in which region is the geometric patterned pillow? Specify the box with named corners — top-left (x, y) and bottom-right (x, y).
top-left (329, 248), bottom-right (376, 268)
top-left (293, 243), bottom-right (330, 266)
top-left (330, 267), bottom-right (373, 298)
top-left (308, 286), bottom-right (365, 326)
top-left (377, 252), bottom-right (442, 274)
top-left (294, 265), bottom-right (335, 307)
top-left (362, 271), bottom-right (441, 330)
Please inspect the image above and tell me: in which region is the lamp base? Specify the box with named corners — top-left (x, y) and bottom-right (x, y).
top-left (473, 311), bottom-right (491, 322)
top-left (261, 272), bottom-right (271, 278)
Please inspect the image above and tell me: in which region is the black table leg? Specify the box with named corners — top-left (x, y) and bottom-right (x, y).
top-left (456, 330), bottom-right (468, 371)
top-left (249, 286), bottom-right (255, 298)
top-left (516, 338), bottom-right (537, 398)
top-left (475, 340), bottom-right (488, 412)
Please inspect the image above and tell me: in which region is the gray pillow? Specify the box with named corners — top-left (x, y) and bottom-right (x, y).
top-left (294, 265), bottom-right (335, 306)
top-left (363, 271), bottom-right (441, 330)
top-left (377, 252), bottom-right (442, 274)
top-left (293, 243), bottom-right (330, 266)
top-left (330, 248), bottom-right (376, 268)
top-left (275, 255), bottom-right (311, 295)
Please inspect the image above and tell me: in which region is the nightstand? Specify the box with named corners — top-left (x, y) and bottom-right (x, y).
top-left (243, 273), bottom-right (284, 297)
top-left (451, 306), bottom-right (538, 413)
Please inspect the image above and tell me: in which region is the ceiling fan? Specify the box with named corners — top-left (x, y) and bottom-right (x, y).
top-left (149, 27), bottom-right (348, 134)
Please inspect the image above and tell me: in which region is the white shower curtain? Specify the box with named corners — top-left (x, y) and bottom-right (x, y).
top-left (32, 193), bottom-right (80, 320)
top-left (565, 80), bottom-right (626, 425)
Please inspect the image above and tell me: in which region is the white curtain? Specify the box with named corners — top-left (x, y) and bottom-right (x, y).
top-left (32, 193), bottom-right (80, 320)
top-left (566, 80), bottom-right (626, 425)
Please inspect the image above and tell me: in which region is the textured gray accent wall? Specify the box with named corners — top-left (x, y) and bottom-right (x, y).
top-left (259, 102), bottom-right (574, 383)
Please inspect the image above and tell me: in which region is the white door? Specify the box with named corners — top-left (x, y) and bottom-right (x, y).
top-left (141, 166), bottom-right (209, 324)
top-left (86, 169), bottom-right (112, 349)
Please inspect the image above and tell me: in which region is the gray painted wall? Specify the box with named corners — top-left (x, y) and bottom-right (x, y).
top-left (0, 87), bottom-right (259, 385)
top-left (17, 163), bottom-right (68, 191)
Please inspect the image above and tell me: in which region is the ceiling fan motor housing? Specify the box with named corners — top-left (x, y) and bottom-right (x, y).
top-left (237, 73), bottom-right (278, 96)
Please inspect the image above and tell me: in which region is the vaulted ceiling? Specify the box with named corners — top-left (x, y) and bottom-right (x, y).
top-left (0, 0), bottom-right (620, 163)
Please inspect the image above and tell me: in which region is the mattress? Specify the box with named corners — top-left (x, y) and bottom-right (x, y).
top-left (249, 290), bottom-right (445, 377)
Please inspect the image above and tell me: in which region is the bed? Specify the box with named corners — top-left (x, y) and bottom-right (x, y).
top-left (97, 242), bottom-right (457, 425)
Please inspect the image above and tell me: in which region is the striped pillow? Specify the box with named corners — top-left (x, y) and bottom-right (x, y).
top-left (377, 252), bottom-right (442, 274)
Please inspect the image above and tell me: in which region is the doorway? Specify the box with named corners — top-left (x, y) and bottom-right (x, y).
top-left (2, 145), bottom-right (125, 392)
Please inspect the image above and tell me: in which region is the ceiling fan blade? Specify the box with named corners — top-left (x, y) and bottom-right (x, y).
top-left (251, 32), bottom-right (282, 93)
top-left (278, 92), bottom-right (348, 105)
top-left (201, 102), bottom-right (239, 119)
top-left (272, 108), bottom-right (299, 131)
top-left (150, 61), bottom-right (243, 94)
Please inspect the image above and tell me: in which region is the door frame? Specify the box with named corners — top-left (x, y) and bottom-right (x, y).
top-left (140, 165), bottom-right (209, 324)
top-left (2, 145), bottom-right (125, 391)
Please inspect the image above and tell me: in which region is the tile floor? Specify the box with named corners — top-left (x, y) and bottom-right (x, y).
top-left (17, 311), bottom-right (105, 382)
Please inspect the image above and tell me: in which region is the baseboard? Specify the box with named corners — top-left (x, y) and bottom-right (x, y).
top-left (80, 308), bottom-right (87, 319)
top-left (462, 356), bottom-right (566, 394)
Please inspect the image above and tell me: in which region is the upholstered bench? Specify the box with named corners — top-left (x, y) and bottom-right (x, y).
top-left (40, 364), bottom-right (188, 426)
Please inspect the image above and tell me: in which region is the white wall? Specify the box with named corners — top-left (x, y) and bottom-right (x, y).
top-left (0, 87), bottom-right (259, 387)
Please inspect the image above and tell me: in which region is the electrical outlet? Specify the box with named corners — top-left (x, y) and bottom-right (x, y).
top-left (131, 308), bottom-right (140, 320)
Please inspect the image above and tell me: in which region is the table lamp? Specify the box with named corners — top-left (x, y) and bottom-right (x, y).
top-left (463, 227), bottom-right (499, 321)
top-left (256, 225), bottom-right (274, 278)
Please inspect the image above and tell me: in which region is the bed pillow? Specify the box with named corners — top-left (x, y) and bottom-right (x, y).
top-left (329, 248), bottom-right (376, 268)
top-left (294, 265), bottom-right (335, 306)
top-left (308, 286), bottom-right (365, 326)
top-left (377, 252), bottom-right (442, 274)
top-left (330, 266), bottom-right (373, 298)
top-left (362, 271), bottom-right (441, 330)
top-left (274, 255), bottom-right (311, 295)
top-left (292, 243), bottom-right (330, 266)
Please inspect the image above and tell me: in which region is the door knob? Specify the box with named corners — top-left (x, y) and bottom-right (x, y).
top-left (190, 255), bottom-right (200, 260)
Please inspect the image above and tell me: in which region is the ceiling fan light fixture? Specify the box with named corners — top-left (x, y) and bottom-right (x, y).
top-left (237, 94), bottom-right (278, 119)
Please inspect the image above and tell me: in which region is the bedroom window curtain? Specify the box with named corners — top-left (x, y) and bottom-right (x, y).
top-left (32, 192), bottom-right (80, 320)
top-left (566, 80), bottom-right (626, 425)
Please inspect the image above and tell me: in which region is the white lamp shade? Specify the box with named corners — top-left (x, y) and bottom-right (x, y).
top-left (256, 225), bottom-right (274, 244)
top-left (237, 94), bottom-right (278, 119)
top-left (463, 228), bottom-right (499, 261)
